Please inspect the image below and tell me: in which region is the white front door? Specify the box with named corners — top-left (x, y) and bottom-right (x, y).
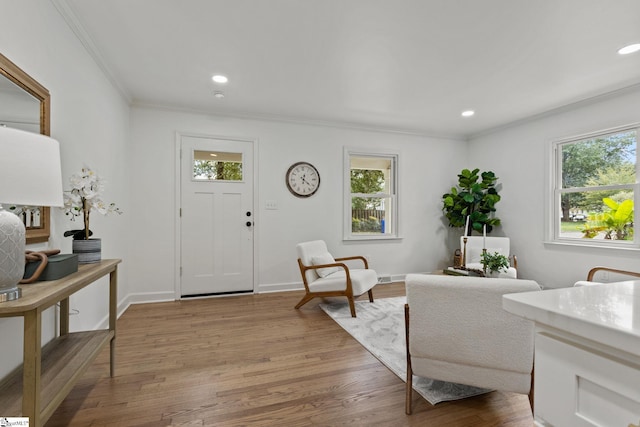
top-left (180, 135), bottom-right (254, 296)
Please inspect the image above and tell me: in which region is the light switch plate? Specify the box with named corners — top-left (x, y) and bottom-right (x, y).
top-left (265, 200), bottom-right (278, 210)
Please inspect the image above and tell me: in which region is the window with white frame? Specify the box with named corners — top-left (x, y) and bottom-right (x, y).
top-left (550, 124), bottom-right (638, 248)
top-left (344, 149), bottom-right (398, 240)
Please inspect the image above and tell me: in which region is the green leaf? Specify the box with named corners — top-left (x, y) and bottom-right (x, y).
top-left (602, 197), bottom-right (618, 210)
top-left (614, 199), bottom-right (633, 222)
top-left (443, 196), bottom-right (454, 207)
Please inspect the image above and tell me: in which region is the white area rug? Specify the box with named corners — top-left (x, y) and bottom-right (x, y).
top-left (319, 296), bottom-right (491, 405)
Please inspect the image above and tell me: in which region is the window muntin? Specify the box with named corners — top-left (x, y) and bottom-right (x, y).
top-left (344, 149), bottom-right (398, 240)
top-left (193, 150), bottom-right (243, 181)
top-left (552, 125), bottom-right (637, 247)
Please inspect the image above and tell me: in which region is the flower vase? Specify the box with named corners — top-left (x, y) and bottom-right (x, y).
top-left (73, 238), bottom-right (102, 264)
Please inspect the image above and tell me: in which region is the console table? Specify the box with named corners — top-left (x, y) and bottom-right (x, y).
top-left (503, 280), bottom-right (640, 427)
top-left (0, 259), bottom-right (121, 426)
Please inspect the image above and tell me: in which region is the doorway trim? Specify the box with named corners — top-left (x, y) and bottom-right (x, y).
top-left (174, 131), bottom-right (259, 300)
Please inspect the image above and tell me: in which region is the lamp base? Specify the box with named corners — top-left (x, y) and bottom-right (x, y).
top-left (0, 207), bottom-right (26, 302)
top-left (0, 286), bottom-right (21, 302)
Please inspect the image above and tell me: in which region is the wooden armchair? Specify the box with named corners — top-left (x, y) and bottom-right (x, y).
top-left (404, 274), bottom-right (541, 414)
top-left (574, 266), bottom-right (640, 286)
top-left (460, 236), bottom-right (518, 278)
top-left (295, 240), bottom-right (378, 317)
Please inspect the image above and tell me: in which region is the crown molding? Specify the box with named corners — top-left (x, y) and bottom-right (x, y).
top-left (131, 100), bottom-right (467, 142)
top-left (51, 0), bottom-right (132, 103)
top-left (468, 82), bottom-right (640, 140)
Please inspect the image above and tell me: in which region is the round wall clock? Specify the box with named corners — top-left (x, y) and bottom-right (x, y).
top-left (286, 161), bottom-right (320, 198)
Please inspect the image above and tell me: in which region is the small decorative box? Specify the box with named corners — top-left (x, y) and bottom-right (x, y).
top-left (23, 253), bottom-right (79, 281)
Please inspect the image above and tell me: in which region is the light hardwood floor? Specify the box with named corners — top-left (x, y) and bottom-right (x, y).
top-left (46, 283), bottom-right (533, 426)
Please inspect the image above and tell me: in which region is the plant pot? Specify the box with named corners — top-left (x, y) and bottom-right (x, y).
top-left (72, 238), bottom-right (101, 264)
top-left (485, 270), bottom-right (507, 278)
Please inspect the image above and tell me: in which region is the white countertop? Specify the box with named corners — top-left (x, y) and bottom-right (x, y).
top-left (503, 280), bottom-right (640, 357)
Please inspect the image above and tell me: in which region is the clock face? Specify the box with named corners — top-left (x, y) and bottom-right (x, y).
top-left (286, 162), bottom-right (320, 198)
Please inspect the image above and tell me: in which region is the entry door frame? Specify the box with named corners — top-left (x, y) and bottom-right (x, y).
top-left (174, 131), bottom-right (259, 300)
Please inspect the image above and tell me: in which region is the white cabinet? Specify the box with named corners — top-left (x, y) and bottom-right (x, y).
top-left (504, 281), bottom-right (640, 427)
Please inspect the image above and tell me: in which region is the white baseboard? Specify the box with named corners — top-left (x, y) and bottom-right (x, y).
top-left (93, 291), bottom-right (174, 329)
top-left (93, 276), bottom-right (408, 329)
top-left (257, 281), bottom-right (304, 294)
top-left (377, 273), bottom-right (406, 283)
top-left (127, 291), bottom-right (176, 305)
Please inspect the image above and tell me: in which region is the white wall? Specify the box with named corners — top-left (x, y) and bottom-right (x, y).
top-left (0, 1), bottom-right (131, 377)
top-left (7, 0), bottom-right (637, 384)
top-left (128, 106), bottom-right (468, 300)
top-left (469, 87), bottom-right (640, 288)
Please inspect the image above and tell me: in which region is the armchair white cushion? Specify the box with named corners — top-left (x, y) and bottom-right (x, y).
top-left (461, 236), bottom-right (517, 278)
top-left (404, 273), bottom-right (541, 414)
top-left (295, 240), bottom-right (378, 317)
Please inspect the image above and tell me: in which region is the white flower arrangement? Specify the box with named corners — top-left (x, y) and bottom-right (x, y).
top-left (63, 166), bottom-right (121, 240)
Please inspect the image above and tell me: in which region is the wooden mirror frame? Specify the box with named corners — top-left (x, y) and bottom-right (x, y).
top-left (0, 53), bottom-right (52, 244)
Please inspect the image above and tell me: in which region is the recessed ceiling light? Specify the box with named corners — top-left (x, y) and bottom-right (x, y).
top-left (212, 75), bottom-right (228, 84)
top-left (213, 91), bottom-right (225, 99)
top-left (618, 43), bottom-right (640, 55)
top-left (461, 110), bottom-right (475, 117)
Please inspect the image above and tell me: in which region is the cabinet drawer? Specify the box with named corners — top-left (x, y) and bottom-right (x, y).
top-left (535, 332), bottom-right (640, 427)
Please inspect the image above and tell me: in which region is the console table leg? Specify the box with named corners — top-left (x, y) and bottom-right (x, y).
top-left (59, 297), bottom-right (70, 336)
top-left (23, 309), bottom-right (42, 427)
top-left (109, 267), bottom-right (118, 377)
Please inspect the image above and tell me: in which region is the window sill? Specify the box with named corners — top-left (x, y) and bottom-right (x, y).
top-left (544, 239), bottom-right (640, 252)
top-left (343, 235), bottom-right (403, 242)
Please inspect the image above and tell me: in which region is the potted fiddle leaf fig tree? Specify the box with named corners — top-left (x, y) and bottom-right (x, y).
top-left (442, 168), bottom-right (501, 235)
top-left (63, 166), bottom-right (122, 263)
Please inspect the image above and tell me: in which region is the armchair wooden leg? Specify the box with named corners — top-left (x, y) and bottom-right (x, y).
top-left (294, 293), bottom-right (315, 310)
top-left (528, 367), bottom-right (535, 414)
top-left (406, 365), bottom-right (413, 415)
top-left (347, 297), bottom-right (357, 317)
top-left (405, 303), bottom-right (413, 415)
top-left (367, 289), bottom-right (374, 303)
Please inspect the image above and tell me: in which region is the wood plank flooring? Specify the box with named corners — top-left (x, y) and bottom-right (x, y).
top-left (45, 283), bottom-right (533, 426)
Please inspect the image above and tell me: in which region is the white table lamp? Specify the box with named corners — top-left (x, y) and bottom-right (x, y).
top-left (0, 126), bottom-right (63, 302)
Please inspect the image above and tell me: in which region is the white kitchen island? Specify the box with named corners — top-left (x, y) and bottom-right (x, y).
top-left (503, 280), bottom-right (640, 427)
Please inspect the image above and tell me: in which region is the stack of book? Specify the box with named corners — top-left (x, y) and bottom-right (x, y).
top-left (444, 266), bottom-right (484, 277)
top-left (444, 266), bottom-right (469, 276)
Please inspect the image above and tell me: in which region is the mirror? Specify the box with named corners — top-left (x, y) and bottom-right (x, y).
top-left (0, 53), bottom-right (52, 244)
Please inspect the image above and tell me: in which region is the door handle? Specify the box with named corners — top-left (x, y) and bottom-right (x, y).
top-left (246, 221), bottom-right (253, 227)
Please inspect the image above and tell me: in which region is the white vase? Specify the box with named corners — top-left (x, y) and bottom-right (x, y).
top-left (72, 238), bottom-right (102, 264)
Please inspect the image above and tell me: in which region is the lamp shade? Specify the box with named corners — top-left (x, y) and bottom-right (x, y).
top-left (0, 126), bottom-right (64, 207)
top-left (0, 126), bottom-right (64, 302)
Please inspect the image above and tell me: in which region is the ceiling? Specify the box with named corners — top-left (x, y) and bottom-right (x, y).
top-left (57, 0), bottom-right (640, 139)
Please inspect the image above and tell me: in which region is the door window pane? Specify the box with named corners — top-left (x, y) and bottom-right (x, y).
top-left (193, 150), bottom-right (242, 181)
